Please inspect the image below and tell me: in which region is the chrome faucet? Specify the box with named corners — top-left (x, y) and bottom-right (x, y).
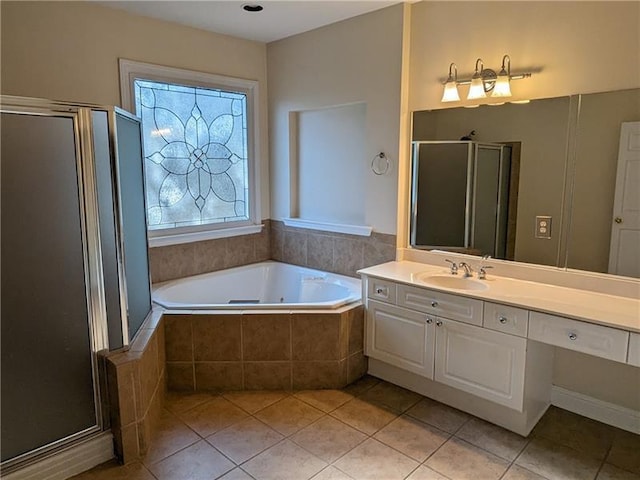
top-left (478, 265), bottom-right (493, 280)
top-left (458, 262), bottom-right (473, 278)
top-left (445, 259), bottom-right (458, 275)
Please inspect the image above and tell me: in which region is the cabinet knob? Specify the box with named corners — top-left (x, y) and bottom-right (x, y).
top-left (436, 320), bottom-right (443, 327)
top-left (431, 301), bottom-right (438, 308)
top-left (568, 333), bottom-right (578, 341)
top-left (375, 287), bottom-right (387, 295)
top-left (426, 318), bottom-right (433, 324)
top-left (499, 316), bottom-right (508, 324)
top-left (614, 217), bottom-right (623, 224)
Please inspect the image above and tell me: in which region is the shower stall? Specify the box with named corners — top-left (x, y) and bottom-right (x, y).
top-left (1, 96), bottom-right (151, 473)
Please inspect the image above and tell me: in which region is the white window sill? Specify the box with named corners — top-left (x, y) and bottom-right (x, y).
top-left (282, 218), bottom-right (372, 237)
top-left (148, 224), bottom-right (264, 248)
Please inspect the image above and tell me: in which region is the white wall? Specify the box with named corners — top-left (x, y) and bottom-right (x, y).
top-left (297, 103), bottom-right (367, 225)
top-left (0, 0), bottom-right (271, 219)
top-left (267, 4), bottom-right (405, 234)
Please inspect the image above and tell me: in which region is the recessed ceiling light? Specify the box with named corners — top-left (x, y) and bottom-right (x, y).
top-left (242, 4), bottom-right (263, 12)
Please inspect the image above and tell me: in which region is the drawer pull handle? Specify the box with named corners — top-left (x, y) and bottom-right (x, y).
top-left (568, 333), bottom-right (578, 341)
top-left (499, 316), bottom-right (508, 324)
top-left (426, 318), bottom-right (433, 324)
top-left (375, 287), bottom-right (387, 295)
top-left (436, 320), bottom-right (443, 327)
top-left (431, 301), bottom-right (438, 308)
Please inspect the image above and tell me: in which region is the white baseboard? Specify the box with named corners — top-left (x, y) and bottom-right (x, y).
top-left (551, 386), bottom-right (640, 434)
top-left (2, 433), bottom-right (114, 480)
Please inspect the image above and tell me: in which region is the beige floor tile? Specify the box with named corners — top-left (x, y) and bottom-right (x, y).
top-left (330, 397), bottom-right (398, 435)
top-left (291, 416), bottom-right (367, 463)
top-left (207, 416), bottom-right (283, 463)
top-left (406, 398), bottom-right (470, 434)
top-left (255, 396), bottom-right (325, 436)
top-left (242, 439), bottom-right (327, 480)
top-left (218, 468), bottom-right (254, 480)
top-left (425, 437), bottom-right (509, 480)
top-left (515, 437), bottom-right (602, 480)
top-left (374, 415), bottom-right (449, 462)
top-left (223, 390), bottom-right (289, 414)
top-left (333, 438), bottom-right (419, 480)
top-left (359, 381), bottom-right (423, 413)
top-left (502, 464), bottom-right (549, 480)
top-left (607, 430), bottom-right (640, 474)
top-left (311, 466), bottom-right (355, 479)
top-left (341, 375), bottom-right (380, 397)
top-left (405, 465), bottom-right (450, 480)
top-left (534, 406), bottom-right (615, 460)
top-left (147, 440), bottom-right (234, 480)
top-left (177, 396), bottom-right (249, 437)
top-left (69, 460), bottom-right (155, 480)
top-left (142, 409), bottom-right (200, 465)
top-left (164, 391), bottom-right (217, 415)
top-left (598, 463), bottom-right (640, 480)
top-left (456, 417), bottom-right (529, 461)
top-left (295, 389), bottom-right (354, 412)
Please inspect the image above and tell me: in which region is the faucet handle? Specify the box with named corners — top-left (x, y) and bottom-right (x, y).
top-left (445, 259), bottom-right (458, 275)
top-left (478, 265), bottom-right (493, 280)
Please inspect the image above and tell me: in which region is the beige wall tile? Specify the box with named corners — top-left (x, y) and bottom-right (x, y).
top-left (118, 422), bottom-right (141, 464)
top-left (348, 306), bottom-right (364, 355)
top-left (138, 333), bottom-right (160, 417)
top-left (164, 315), bottom-right (193, 362)
top-left (192, 238), bottom-right (226, 275)
top-left (347, 352), bottom-right (367, 385)
top-left (195, 362), bottom-right (243, 391)
top-left (166, 362), bottom-right (195, 391)
top-left (292, 314), bottom-right (342, 361)
top-left (244, 362), bottom-right (292, 390)
top-left (292, 361), bottom-right (347, 390)
top-left (193, 315), bottom-right (241, 361)
top-left (242, 315), bottom-right (291, 361)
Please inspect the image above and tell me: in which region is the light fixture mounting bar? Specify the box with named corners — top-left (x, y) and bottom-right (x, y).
top-left (443, 72), bottom-right (532, 86)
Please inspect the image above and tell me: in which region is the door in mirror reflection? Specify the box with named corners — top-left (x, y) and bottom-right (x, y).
top-left (411, 141), bottom-right (516, 259)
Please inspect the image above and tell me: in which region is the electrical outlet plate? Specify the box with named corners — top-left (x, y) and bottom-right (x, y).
top-left (535, 216), bottom-right (552, 239)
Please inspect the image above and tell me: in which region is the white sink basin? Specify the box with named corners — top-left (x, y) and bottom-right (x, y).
top-left (417, 274), bottom-right (489, 291)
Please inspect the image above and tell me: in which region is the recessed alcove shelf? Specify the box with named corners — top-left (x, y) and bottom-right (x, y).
top-left (283, 218), bottom-right (373, 237)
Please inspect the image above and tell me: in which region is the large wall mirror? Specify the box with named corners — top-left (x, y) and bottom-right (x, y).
top-left (411, 88), bottom-right (640, 279)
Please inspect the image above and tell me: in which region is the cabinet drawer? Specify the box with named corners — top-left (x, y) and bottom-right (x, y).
top-left (484, 303), bottom-right (529, 337)
top-left (367, 278), bottom-right (397, 304)
top-left (628, 333), bottom-right (640, 367)
top-left (529, 312), bottom-right (629, 362)
top-left (397, 283), bottom-right (483, 326)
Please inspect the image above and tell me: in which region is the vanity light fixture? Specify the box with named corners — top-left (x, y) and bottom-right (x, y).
top-left (441, 63), bottom-right (461, 102)
top-left (440, 55), bottom-right (532, 103)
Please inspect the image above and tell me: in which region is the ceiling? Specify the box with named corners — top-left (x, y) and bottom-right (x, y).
top-left (97, 1), bottom-right (400, 43)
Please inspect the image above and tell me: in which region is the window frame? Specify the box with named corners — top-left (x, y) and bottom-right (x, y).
top-left (119, 59), bottom-right (262, 247)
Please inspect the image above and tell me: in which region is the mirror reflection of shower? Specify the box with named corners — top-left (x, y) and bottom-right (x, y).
top-left (410, 140), bottom-right (520, 260)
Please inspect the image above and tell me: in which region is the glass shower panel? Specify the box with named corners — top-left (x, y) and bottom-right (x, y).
top-left (1, 113), bottom-right (98, 462)
top-left (473, 146), bottom-right (501, 257)
top-left (412, 142), bottom-right (471, 248)
top-left (115, 112), bottom-right (151, 341)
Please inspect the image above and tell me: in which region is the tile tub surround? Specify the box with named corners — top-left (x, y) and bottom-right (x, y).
top-left (271, 220), bottom-right (397, 278)
top-left (105, 310), bottom-right (166, 463)
top-left (74, 378), bottom-right (640, 480)
top-left (165, 305), bottom-right (367, 391)
top-left (148, 220), bottom-right (272, 283)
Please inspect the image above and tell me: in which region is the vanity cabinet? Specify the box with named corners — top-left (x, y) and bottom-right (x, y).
top-left (434, 318), bottom-right (526, 410)
top-left (628, 333), bottom-right (640, 367)
top-left (366, 284), bottom-right (528, 411)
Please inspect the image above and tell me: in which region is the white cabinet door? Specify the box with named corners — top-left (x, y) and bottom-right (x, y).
top-left (434, 318), bottom-right (526, 411)
top-left (366, 299), bottom-right (435, 379)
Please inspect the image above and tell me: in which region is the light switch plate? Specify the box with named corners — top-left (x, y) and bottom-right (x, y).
top-left (535, 216), bottom-right (552, 239)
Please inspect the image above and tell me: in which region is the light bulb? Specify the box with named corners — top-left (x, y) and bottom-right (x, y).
top-left (467, 76), bottom-right (486, 100)
top-left (441, 80), bottom-right (460, 102)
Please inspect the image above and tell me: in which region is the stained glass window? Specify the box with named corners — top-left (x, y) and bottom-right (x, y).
top-left (133, 79), bottom-right (249, 230)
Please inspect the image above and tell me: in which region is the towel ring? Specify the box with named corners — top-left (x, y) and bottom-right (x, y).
top-left (371, 152), bottom-right (390, 175)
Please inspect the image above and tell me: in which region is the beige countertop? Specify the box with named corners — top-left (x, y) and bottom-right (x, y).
top-left (359, 261), bottom-right (640, 333)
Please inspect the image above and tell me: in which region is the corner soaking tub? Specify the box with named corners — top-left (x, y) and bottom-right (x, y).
top-left (152, 261), bottom-right (361, 310)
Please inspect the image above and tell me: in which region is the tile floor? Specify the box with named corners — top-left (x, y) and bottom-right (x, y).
top-left (73, 376), bottom-right (640, 480)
